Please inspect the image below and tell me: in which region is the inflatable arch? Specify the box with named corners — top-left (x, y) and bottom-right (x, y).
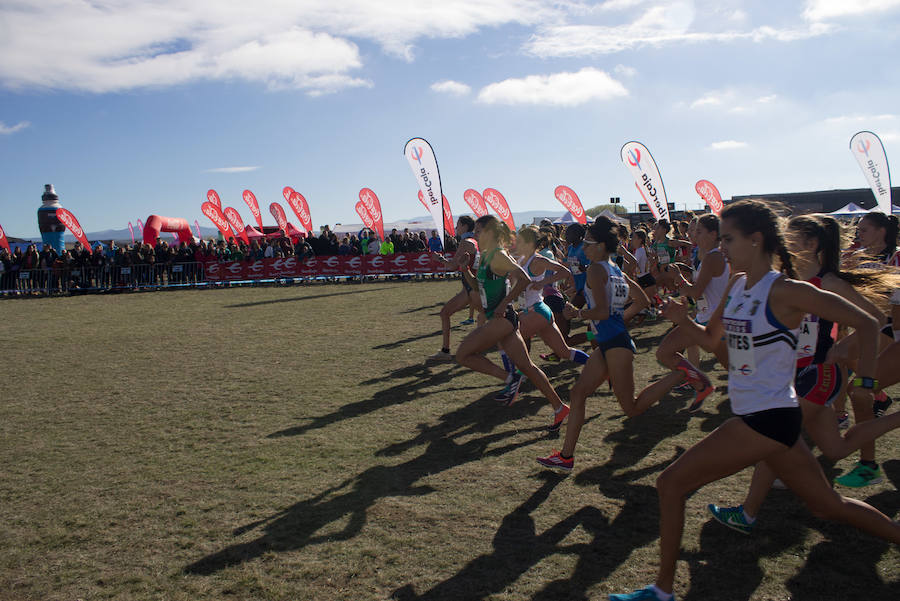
top-left (142, 215), bottom-right (194, 246)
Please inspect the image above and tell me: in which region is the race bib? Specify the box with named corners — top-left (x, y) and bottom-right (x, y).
top-left (723, 317), bottom-right (756, 376)
top-left (610, 275), bottom-right (629, 316)
top-left (796, 315), bottom-right (819, 358)
top-left (568, 255), bottom-right (583, 274)
top-left (695, 295), bottom-right (709, 316)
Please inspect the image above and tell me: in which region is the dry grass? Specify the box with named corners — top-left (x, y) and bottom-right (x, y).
top-left (1, 280), bottom-right (898, 601)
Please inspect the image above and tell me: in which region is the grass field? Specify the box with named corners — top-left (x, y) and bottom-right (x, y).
top-left (2, 279), bottom-right (899, 601)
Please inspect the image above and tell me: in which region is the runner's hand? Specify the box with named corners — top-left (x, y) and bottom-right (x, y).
top-left (661, 297), bottom-right (689, 325)
top-left (563, 303), bottom-right (578, 319)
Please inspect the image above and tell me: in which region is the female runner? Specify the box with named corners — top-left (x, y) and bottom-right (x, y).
top-left (455, 215), bottom-right (570, 430)
top-left (609, 200), bottom-right (900, 601)
top-left (707, 213), bottom-right (900, 533)
top-left (536, 217), bottom-right (652, 471)
top-left (637, 214), bottom-right (729, 412)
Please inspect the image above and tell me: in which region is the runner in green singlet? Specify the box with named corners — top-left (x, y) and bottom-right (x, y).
top-left (456, 215), bottom-right (570, 430)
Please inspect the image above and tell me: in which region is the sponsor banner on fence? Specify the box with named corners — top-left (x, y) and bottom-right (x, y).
top-left (202, 254), bottom-right (451, 281)
top-left (621, 141), bottom-right (670, 222)
top-left (850, 131), bottom-right (893, 213)
top-left (695, 179), bottom-right (724, 215)
top-left (553, 185), bottom-right (587, 224)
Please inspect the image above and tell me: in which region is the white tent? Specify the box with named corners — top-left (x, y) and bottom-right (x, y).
top-left (828, 202), bottom-right (870, 216)
top-left (553, 211), bottom-right (594, 225)
top-left (596, 208), bottom-right (629, 225)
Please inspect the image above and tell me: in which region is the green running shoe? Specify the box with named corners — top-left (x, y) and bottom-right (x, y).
top-left (609, 586), bottom-right (675, 601)
top-left (834, 461), bottom-right (884, 488)
top-left (707, 503), bottom-right (755, 535)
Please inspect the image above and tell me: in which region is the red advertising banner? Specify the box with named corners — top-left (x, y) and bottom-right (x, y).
top-left (695, 179), bottom-right (724, 216)
top-left (482, 188), bottom-right (515, 230)
top-left (56, 208), bottom-right (92, 251)
top-left (207, 189), bottom-right (222, 209)
top-left (463, 188), bottom-right (488, 218)
top-left (242, 189), bottom-right (264, 230)
top-left (269, 202), bottom-right (288, 234)
top-left (359, 188), bottom-right (385, 240)
top-left (201, 201), bottom-right (234, 241)
top-left (203, 253), bottom-right (452, 281)
top-left (419, 191), bottom-right (455, 237)
top-left (553, 185), bottom-right (587, 224)
top-left (137, 219), bottom-right (144, 236)
top-left (286, 190), bottom-right (314, 234)
top-left (223, 207), bottom-right (250, 245)
top-left (194, 220), bottom-right (202, 239)
top-left (355, 201), bottom-right (375, 232)
top-left (128, 222), bottom-right (135, 244)
top-left (0, 221), bottom-right (10, 253)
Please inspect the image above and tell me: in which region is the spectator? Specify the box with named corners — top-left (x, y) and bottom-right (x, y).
top-left (368, 235), bottom-right (381, 255)
top-left (379, 236), bottom-right (394, 255)
top-left (428, 230), bottom-right (443, 252)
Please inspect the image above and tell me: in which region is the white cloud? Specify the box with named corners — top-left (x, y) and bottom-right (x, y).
top-left (613, 64), bottom-right (637, 78)
top-left (0, 120), bottom-right (30, 135)
top-left (691, 93), bottom-right (722, 109)
top-left (476, 68), bottom-right (627, 107)
top-left (430, 80), bottom-right (471, 96)
top-left (0, 1), bottom-right (553, 93)
top-left (804, 0), bottom-right (900, 22)
top-left (757, 94), bottom-right (777, 103)
top-left (710, 140), bottom-right (748, 150)
top-left (689, 90), bottom-right (777, 112)
top-left (205, 166), bottom-right (260, 173)
top-left (526, 3), bottom-right (833, 57)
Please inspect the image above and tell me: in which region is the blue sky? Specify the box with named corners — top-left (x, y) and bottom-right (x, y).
top-left (1, 0), bottom-right (899, 237)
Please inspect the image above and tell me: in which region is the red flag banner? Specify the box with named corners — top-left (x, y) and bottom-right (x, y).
top-left (695, 180), bottom-right (724, 216)
top-left (463, 189), bottom-right (488, 218)
top-left (207, 189), bottom-right (222, 209)
top-left (482, 188), bottom-right (515, 230)
top-left (201, 201), bottom-right (234, 240)
top-left (355, 201), bottom-right (375, 232)
top-left (554, 185), bottom-right (587, 224)
top-left (56, 208), bottom-right (92, 251)
top-left (242, 189), bottom-right (264, 230)
top-left (194, 220), bottom-right (202, 239)
top-left (128, 222), bottom-right (135, 244)
top-left (359, 188), bottom-right (385, 240)
top-left (269, 202), bottom-right (288, 234)
top-left (287, 190), bottom-right (314, 233)
top-left (136, 219), bottom-right (144, 236)
top-left (224, 207), bottom-right (250, 244)
top-left (419, 191), bottom-right (455, 237)
top-left (0, 221), bottom-right (10, 253)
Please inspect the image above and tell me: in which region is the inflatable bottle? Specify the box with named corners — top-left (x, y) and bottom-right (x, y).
top-left (37, 184), bottom-right (66, 253)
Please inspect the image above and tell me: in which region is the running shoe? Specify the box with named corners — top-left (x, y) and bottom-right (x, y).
top-left (609, 586), bottom-right (676, 601)
top-left (771, 478), bottom-right (787, 490)
top-left (548, 404), bottom-right (570, 431)
top-left (835, 462), bottom-right (884, 488)
top-left (707, 504), bottom-right (755, 535)
top-left (459, 318), bottom-right (475, 325)
top-left (495, 372), bottom-right (524, 406)
top-left (427, 350), bottom-right (454, 362)
top-left (539, 352), bottom-right (561, 363)
top-left (536, 450), bottom-right (574, 471)
top-left (687, 384), bottom-right (715, 413)
top-left (873, 392), bottom-right (893, 418)
top-left (673, 381), bottom-right (692, 391)
top-left (836, 411), bottom-right (850, 430)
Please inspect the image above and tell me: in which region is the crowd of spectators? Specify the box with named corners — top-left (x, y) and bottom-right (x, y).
top-left (0, 226), bottom-right (459, 295)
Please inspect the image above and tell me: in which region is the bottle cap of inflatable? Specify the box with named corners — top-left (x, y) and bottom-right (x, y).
top-left (41, 184), bottom-right (61, 207)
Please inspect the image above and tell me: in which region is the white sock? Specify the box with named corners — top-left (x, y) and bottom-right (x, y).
top-left (743, 508), bottom-right (756, 523)
top-left (650, 585), bottom-right (673, 601)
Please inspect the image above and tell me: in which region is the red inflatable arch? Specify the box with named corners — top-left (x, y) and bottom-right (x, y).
top-left (142, 215), bottom-right (194, 246)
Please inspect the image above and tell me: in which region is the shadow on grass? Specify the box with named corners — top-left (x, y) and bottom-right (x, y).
top-left (223, 286), bottom-right (392, 308)
top-left (373, 330), bottom-right (444, 350)
top-left (400, 302), bottom-right (446, 314)
top-left (267, 363), bottom-right (466, 439)
top-left (185, 394), bottom-right (555, 576)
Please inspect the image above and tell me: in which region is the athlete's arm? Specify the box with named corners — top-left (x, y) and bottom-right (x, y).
top-left (491, 250), bottom-right (532, 315)
top-left (527, 255), bottom-right (572, 290)
top-left (662, 273), bottom-right (743, 351)
top-left (575, 263), bottom-right (609, 321)
top-left (677, 250), bottom-right (724, 300)
top-left (436, 239), bottom-right (476, 270)
top-left (623, 274), bottom-right (650, 322)
top-left (771, 278), bottom-right (879, 379)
